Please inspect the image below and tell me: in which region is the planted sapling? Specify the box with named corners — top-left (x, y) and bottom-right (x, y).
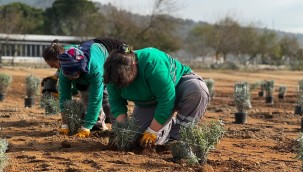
top-left (25, 75), bottom-right (40, 107)
top-left (205, 79), bottom-right (215, 100)
top-left (297, 132), bottom-right (303, 172)
top-left (62, 100), bottom-right (85, 135)
top-left (111, 117), bottom-right (139, 151)
top-left (264, 80), bottom-right (274, 104)
top-left (40, 94), bottom-right (60, 115)
top-left (234, 81), bottom-right (250, 123)
top-left (295, 90), bottom-right (303, 115)
top-left (170, 121), bottom-right (224, 165)
top-left (25, 75), bottom-right (40, 98)
top-left (0, 73), bottom-right (12, 102)
top-left (278, 86), bottom-right (287, 99)
top-left (295, 81), bottom-right (303, 115)
top-left (259, 81), bottom-right (266, 97)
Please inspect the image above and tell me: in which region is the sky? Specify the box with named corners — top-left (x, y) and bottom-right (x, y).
top-left (92, 0), bottom-right (303, 34)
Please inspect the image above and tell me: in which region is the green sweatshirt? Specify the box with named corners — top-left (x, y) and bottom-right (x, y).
top-left (107, 47), bottom-right (192, 125)
top-left (59, 43), bottom-right (108, 129)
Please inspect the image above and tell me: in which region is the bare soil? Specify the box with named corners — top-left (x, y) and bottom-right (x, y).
top-left (0, 67), bottom-right (302, 172)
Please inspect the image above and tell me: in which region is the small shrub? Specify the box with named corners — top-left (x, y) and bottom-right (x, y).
top-left (264, 80), bottom-right (275, 97)
top-left (0, 73), bottom-right (12, 95)
top-left (40, 94), bottom-right (60, 115)
top-left (260, 81), bottom-right (266, 92)
top-left (278, 86), bottom-right (287, 96)
top-left (249, 82), bottom-right (260, 92)
top-left (170, 121), bottom-right (224, 165)
top-left (62, 100), bottom-right (85, 135)
top-left (296, 132), bottom-right (303, 171)
top-left (205, 79), bottom-right (215, 99)
top-left (111, 117), bottom-right (139, 151)
top-left (299, 80), bottom-right (303, 92)
top-left (25, 75), bottom-right (40, 98)
top-left (297, 90), bottom-right (303, 106)
top-left (234, 82), bottom-right (250, 113)
top-left (0, 138), bottom-right (9, 172)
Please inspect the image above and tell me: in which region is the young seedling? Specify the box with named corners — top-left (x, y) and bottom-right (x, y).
top-left (234, 82), bottom-right (250, 123)
top-left (62, 100), bottom-right (85, 135)
top-left (170, 121), bottom-right (224, 165)
top-left (264, 80), bottom-right (275, 104)
top-left (205, 79), bottom-right (215, 100)
top-left (111, 117), bottom-right (139, 151)
top-left (25, 75), bottom-right (40, 98)
top-left (297, 132), bottom-right (303, 172)
top-left (249, 82), bottom-right (260, 92)
top-left (0, 73), bottom-right (12, 101)
top-left (299, 80), bottom-right (303, 92)
top-left (295, 90), bottom-right (303, 115)
top-left (0, 138), bottom-right (8, 172)
top-left (278, 86), bottom-right (287, 99)
top-left (259, 80), bottom-right (266, 97)
top-left (40, 94), bottom-right (60, 115)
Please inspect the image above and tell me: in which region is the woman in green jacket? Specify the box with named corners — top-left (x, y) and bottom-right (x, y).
top-left (103, 46), bottom-right (209, 147)
top-left (43, 38), bottom-right (125, 137)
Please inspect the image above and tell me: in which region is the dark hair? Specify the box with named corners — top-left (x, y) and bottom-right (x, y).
top-left (91, 38), bottom-right (126, 54)
top-left (42, 39), bottom-right (64, 61)
top-left (104, 47), bottom-right (137, 88)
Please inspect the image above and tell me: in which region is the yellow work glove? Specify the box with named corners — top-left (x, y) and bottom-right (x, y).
top-left (50, 75), bottom-right (58, 80)
top-left (76, 127), bottom-right (90, 138)
top-left (139, 127), bottom-right (158, 148)
top-left (59, 124), bottom-right (69, 135)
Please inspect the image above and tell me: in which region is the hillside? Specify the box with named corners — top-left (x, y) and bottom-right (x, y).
top-left (0, 0), bottom-right (302, 46)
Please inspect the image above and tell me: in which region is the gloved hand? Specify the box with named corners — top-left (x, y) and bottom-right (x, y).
top-left (75, 127), bottom-right (90, 138)
top-left (139, 127), bottom-right (158, 148)
top-left (59, 124), bottom-right (69, 135)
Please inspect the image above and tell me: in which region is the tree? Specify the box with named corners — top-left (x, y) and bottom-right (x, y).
top-left (105, 0), bottom-right (181, 52)
top-left (237, 25), bottom-right (259, 64)
top-left (279, 35), bottom-right (300, 66)
top-left (44, 0), bottom-right (106, 37)
top-left (0, 2), bottom-right (44, 34)
top-left (188, 17), bottom-right (241, 63)
top-left (257, 30), bottom-right (280, 64)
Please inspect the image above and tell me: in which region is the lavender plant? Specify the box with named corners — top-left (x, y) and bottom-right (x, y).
top-left (296, 132), bottom-right (303, 172)
top-left (0, 73), bottom-right (12, 95)
top-left (299, 80), bottom-right (303, 92)
top-left (264, 80), bottom-right (275, 97)
top-left (25, 75), bottom-right (40, 98)
top-left (0, 138), bottom-right (8, 172)
top-left (249, 82), bottom-right (260, 92)
top-left (62, 100), bottom-right (85, 135)
top-left (259, 80), bottom-right (267, 96)
top-left (40, 94), bottom-right (60, 115)
top-left (234, 82), bottom-right (250, 113)
top-left (278, 86), bottom-right (287, 97)
top-left (297, 90), bottom-right (303, 106)
top-left (170, 121), bottom-right (224, 165)
top-left (111, 117), bottom-right (139, 151)
top-left (205, 79), bottom-right (215, 99)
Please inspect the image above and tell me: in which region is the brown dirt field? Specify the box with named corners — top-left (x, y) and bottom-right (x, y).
top-left (0, 67), bottom-right (302, 172)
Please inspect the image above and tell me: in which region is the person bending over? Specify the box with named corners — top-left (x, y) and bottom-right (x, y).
top-left (103, 46), bottom-right (209, 147)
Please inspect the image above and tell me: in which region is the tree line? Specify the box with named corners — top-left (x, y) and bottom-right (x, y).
top-left (0, 0), bottom-right (302, 68)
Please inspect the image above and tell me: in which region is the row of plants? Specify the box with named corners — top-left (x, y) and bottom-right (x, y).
top-left (0, 73), bottom-right (60, 115)
top-left (205, 79), bottom-right (303, 125)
